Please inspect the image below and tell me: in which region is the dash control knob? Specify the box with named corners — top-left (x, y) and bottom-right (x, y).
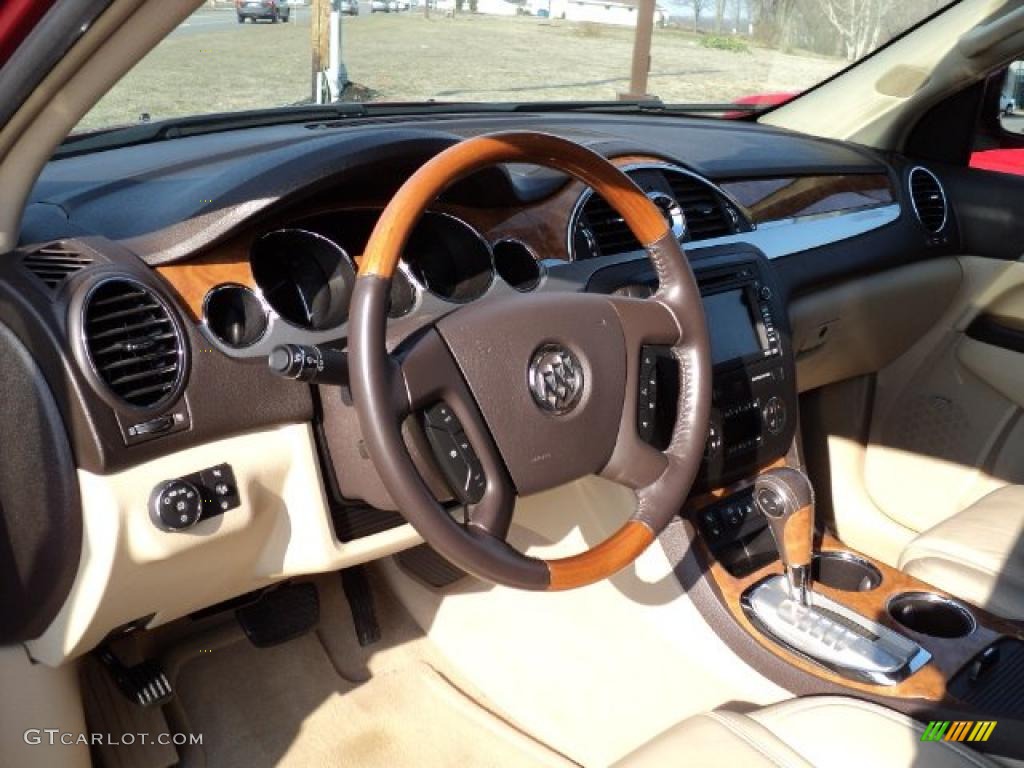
top-left (150, 479), bottom-right (203, 531)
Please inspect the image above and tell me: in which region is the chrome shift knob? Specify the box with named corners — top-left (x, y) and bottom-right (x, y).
top-left (754, 467), bottom-right (815, 605)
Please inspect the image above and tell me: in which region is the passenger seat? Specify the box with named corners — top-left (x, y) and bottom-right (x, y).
top-left (615, 695), bottom-right (999, 768)
top-left (899, 485), bottom-right (1024, 621)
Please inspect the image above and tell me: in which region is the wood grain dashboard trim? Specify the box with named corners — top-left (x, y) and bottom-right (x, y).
top-left (156, 238), bottom-right (256, 322)
top-left (689, 462), bottom-right (1022, 704)
top-left (720, 174), bottom-right (893, 225)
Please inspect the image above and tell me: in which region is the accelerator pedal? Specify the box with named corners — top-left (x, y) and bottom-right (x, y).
top-left (341, 566), bottom-right (381, 647)
top-left (236, 581), bottom-right (320, 648)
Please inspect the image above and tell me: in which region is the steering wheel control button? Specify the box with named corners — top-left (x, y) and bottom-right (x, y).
top-left (423, 403), bottom-right (486, 505)
top-left (527, 344), bottom-right (584, 415)
top-left (637, 350), bottom-right (659, 443)
top-left (150, 479), bottom-right (203, 531)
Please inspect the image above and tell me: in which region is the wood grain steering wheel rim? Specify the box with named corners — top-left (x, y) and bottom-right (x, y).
top-left (349, 132), bottom-right (711, 590)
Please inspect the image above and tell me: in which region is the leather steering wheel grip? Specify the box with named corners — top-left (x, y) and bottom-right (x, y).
top-left (349, 131), bottom-right (711, 590)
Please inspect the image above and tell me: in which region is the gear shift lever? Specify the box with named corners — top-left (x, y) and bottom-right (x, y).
top-left (743, 467), bottom-right (932, 685)
top-left (754, 467), bottom-right (815, 605)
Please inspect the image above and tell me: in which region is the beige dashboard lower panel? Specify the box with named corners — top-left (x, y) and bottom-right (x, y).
top-left (790, 257), bottom-right (962, 394)
top-left (0, 647), bottom-right (90, 768)
top-left (28, 423), bottom-right (422, 667)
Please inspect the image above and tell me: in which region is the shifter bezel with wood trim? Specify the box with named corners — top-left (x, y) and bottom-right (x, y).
top-left (686, 461), bottom-right (1024, 706)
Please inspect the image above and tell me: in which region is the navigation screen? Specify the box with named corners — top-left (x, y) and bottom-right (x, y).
top-left (704, 290), bottom-right (762, 365)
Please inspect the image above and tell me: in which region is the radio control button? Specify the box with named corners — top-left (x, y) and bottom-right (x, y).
top-left (705, 422), bottom-right (722, 458)
top-left (762, 396), bottom-right (787, 435)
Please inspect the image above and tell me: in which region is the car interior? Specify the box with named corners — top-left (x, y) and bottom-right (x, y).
top-left (3, 0), bottom-right (1024, 766)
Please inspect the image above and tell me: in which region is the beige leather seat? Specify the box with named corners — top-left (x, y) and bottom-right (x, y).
top-left (616, 696), bottom-right (998, 768)
top-left (899, 486), bottom-right (1024, 621)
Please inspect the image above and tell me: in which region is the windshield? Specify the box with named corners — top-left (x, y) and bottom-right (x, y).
top-left (74, 0), bottom-right (953, 134)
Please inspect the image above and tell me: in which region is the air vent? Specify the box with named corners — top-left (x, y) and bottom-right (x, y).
top-left (22, 242), bottom-right (93, 291)
top-left (579, 193), bottom-right (640, 256)
top-left (909, 166), bottom-right (947, 233)
top-left (81, 278), bottom-right (185, 409)
top-left (574, 167), bottom-right (739, 259)
top-left (664, 172), bottom-right (735, 240)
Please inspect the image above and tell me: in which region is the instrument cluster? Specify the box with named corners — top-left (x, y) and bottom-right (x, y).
top-left (200, 208), bottom-right (542, 357)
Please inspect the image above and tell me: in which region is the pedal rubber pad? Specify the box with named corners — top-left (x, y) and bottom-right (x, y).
top-left (341, 566), bottom-right (381, 647)
top-left (236, 582), bottom-right (320, 648)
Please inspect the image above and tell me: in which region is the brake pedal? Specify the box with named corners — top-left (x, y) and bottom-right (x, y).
top-left (97, 647), bottom-right (174, 708)
top-left (236, 581), bottom-right (320, 648)
top-left (341, 566), bottom-right (381, 647)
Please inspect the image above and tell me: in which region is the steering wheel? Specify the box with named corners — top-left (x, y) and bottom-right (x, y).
top-left (349, 132), bottom-right (711, 590)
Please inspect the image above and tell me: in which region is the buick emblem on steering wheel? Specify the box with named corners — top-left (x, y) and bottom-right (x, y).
top-left (528, 344), bottom-right (584, 414)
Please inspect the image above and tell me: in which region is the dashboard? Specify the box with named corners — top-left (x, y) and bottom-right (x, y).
top-left (147, 154), bottom-right (902, 363)
top-left (0, 112), bottom-right (961, 661)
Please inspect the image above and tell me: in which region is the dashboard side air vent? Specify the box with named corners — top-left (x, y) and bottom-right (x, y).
top-left (22, 242), bottom-right (93, 292)
top-left (81, 278), bottom-right (186, 410)
top-left (908, 166), bottom-right (948, 233)
top-left (664, 172), bottom-right (735, 241)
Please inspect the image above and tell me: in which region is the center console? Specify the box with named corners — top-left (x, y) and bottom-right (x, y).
top-left (595, 247), bottom-right (1024, 715)
top-left (591, 245), bottom-right (798, 491)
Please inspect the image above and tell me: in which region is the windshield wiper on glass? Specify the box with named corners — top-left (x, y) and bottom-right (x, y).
top-left (504, 99), bottom-right (762, 115)
top-left (55, 102), bottom-right (369, 159)
top-left (347, 99), bottom-right (766, 118)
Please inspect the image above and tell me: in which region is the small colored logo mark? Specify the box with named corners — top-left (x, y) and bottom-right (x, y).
top-left (921, 721), bottom-right (997, 743)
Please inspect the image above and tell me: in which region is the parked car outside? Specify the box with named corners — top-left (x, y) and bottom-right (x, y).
top-left (370, 0), bottom-right (389, 12)
top-left (339, 0), bottom-right (358, 14)
top-left (236, 0), bottom-right (291, 23)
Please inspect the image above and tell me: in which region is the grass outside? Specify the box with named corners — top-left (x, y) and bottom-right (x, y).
top-left (78, 11), bottom-right (843, 132)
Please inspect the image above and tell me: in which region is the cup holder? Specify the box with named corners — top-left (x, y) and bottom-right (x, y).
top-left (811, 551), bottom-right (882, 592)
top-left (888, 592), bottom-right (976, 639)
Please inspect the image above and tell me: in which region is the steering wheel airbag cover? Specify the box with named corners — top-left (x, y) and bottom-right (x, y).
top-left (436, 293), bottom-right (625, 495)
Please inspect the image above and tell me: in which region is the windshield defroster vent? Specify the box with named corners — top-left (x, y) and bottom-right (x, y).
top-left (909, 167), bottom-right (948, 233)
top-left (81, 278), bottom-right (186, 410)
top-left (22, 242), bottom-right (93, 292)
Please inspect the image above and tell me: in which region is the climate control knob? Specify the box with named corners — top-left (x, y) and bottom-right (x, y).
top-left (150, 479), bottom-right (203, 531)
